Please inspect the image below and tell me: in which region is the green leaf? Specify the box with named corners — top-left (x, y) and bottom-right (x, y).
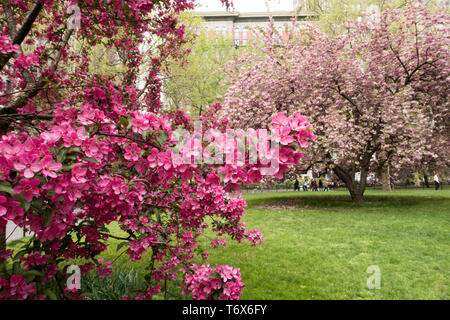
top-left (43, 289), bottom-right (58, 300)
top-left (68, 147), bottom-right (82, 154)
top-left (0, 184), bottom-right (14, 197)
top-left (44, 210), bottom-right (52, 227)
top-left (12, 261), bottom-right (22, 274)
top-left (23, 201), bottom-right (31, 212)
top-left (142, 130), bottom-right (152, 140)
top-left (61, 163), bottom-right (77, 171)
top-left (82, 157), bottom-right (100, 165)
top-left (13, 249), bottom-right (28, 260)
top-left (0, 261), bottom-right (7, 274)
top-left (80, 292), bottom-right (96, 299)
top-left (119, 117), bottom-right (130, 128)
top-left (22, 270), bottom-right (44, 282)
top-left (157, 131), bottom-right (167, 145)
top-left (57, 148), bottom-right (68, 163)
top-left (31, 199), bottom-right (47, 213)
top-left (65, 155), bottom-right (78, 161)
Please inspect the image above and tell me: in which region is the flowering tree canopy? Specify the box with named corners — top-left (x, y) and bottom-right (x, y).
top-left (0, 0), bottom-right (317, 300)
top-left (222, 2), bottom-right (449, 202)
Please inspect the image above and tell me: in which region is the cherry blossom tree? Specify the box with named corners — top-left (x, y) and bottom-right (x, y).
top-left (0, 0), bottom-right (316, 300)
top-left (222, 2), bottom-right (449, 202)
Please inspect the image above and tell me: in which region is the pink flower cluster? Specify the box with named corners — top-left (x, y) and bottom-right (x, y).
top-left (0, 275), bottom-right (38, 300)
top-left (0, 35), bottom-right (20, 54)
top-left (244, 229), bottom-right (264, 247)
top-left (96, 259), bottom-right (113, 278)
top-left (184, 264), bottom-right (244, 300)
top-left (0, 0), bottom-right (312, 301)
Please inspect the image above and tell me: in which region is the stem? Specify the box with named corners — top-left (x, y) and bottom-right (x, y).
top-left (0, 226), bottom-right (6, 255)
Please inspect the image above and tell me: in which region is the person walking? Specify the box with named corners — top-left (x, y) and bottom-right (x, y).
top-left (294, 178), bottom-right (300, 191)
top-left (319, 179), bottom-right (323, 191)
top-left (312, 179), bottom-right (318, 191)
top-left (434, 174), bottom-right (440, 190)
top-left (303, 178), bottom-right (309, 191)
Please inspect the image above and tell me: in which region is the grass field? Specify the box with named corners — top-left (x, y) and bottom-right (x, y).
top-left (203, 190), bottom-right (450, 300)
top-left (6, 189), bottom-right (450, 300)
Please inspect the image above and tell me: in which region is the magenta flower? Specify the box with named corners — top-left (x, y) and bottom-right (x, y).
top-left (147, 148), bottom-right (159, 168)
top-left (14, 179), bottom-right (40, 202)
top-left (40, 155), bottom-right (62, 178)
top-left (0, 195), bottom-right (7, 217)
top-left (13, 152), bottom-right (41, 178)
top-left (124, 143), bottom-right (141, 162)
top-left (2, 140), bottom-right (22, 159)
top-left (0, 155), bottom-right (12, 180)
top-left (272, 112), bottom-right (289, 127)
top-left (131, 112), bottom-right (150, 133)
top-left (71, 164), bottom-right (87, 184)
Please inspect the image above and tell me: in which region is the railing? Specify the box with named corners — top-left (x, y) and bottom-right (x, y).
top-left (242, 182), bottom-right (449, 193)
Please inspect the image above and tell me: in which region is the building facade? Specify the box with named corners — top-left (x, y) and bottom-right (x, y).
top-left (195, 7), bottom-right (319, 46)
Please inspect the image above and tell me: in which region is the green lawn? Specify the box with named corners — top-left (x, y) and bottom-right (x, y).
top-left (6, 189), bottom-right (449, 300)
top-left (203, 190), bottom-right (450, 300)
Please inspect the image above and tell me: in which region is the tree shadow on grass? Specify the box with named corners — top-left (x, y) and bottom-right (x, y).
top-left (246, 194), bottom-right (449, 211)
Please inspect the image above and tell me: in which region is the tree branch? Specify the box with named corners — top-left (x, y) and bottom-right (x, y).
top-left (0, 2), bottom-right (44, 71)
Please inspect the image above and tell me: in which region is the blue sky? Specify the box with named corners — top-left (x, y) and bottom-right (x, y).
top-left (195, 0), bottom-right (295, 12)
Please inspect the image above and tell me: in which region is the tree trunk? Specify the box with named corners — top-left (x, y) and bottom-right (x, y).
top-left (413, 172), bottom-right (421, 187)
top-left (348, 186), bottom-right (365, 203)
top-left (424, 173), bottom-right (430, 188)
top-left (333, 165), bottom-right (368, 203)
top-left (381, 162), bottom-right (392, 192)
top-left (0, 126), bottom-right (8, 254)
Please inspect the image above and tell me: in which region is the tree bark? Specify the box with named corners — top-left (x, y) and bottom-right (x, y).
top-left (381, 162), bottom-right (392, 192)
top-left (0, 124), bottom-right (7, 253)
top-left (424, 173), bottom-right (430, 188)
top-left (0, 225), bottom-right (5, 256)
top-left (348, 186), bottom-right (364, 203)
top-left (333, 165), bottom-right (367, 203)
top-left (413, 172), bottom-right (421, 187)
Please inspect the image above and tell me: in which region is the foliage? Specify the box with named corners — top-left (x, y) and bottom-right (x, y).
top-left (304, 0), bottom-right (447, 35)
top-left (82, 267), bottom-right (144, 300)
top-left (162, 13), bottom-right (237, 117)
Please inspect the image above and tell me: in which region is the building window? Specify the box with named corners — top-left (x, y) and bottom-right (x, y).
top-left (215, 26), bottom-right (219, 42)
top-left (234, 27), bottom-right (240, 46)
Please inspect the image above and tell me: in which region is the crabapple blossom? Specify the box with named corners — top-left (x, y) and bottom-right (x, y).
top-left (0, 0), bottom-right (314, 301)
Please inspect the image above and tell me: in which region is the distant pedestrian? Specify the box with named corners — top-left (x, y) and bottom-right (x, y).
top-left (312, 179), bottom-right (318, 191)
top-left (294, 178), bottom-right (300, 191)
top-left (303, 179), bottom-right (309, 191)
top-left (323, 180), bottom-right (329, 192)
top-left (434, 174), bottom-right (440, 190)
top-left (319, 179), bottom-right (323, 191)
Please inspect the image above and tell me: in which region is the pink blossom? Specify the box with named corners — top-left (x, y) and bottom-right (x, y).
top-left (124, 143), bottom-right (141, 161)
top-left (13, 152), bottom-right (41, 178)
top-left (71, 164), bottom-right (87, 184)
top-left (13, 179), bottom-right (40, 202)
top-left (40, 155), bottom-right (62, 178)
